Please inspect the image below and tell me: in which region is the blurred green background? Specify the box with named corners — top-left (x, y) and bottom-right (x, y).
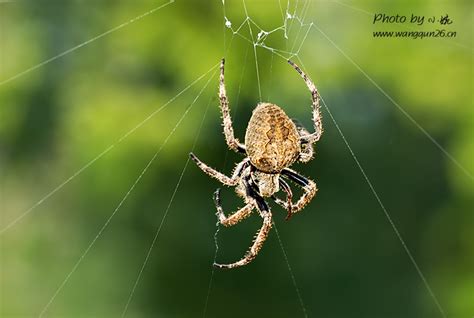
top-left (1, 0), bottom-right (473, 317)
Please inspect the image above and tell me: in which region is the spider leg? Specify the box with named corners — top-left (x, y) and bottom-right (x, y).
top-left (219, 58), bottom-right (246, 153)
top-left (278, 168), bottom-right (317, 216)
top-left (288, 60), bottom-right (323, 145)
top-left (213, 188), bottom-right (254, 227)
top-left (189, 153), bottom-right (248, 186)
top-left (214, 180), bottom-right (273, 269)
top-left (272, 178), bottom-right (294, 220)
top-left (298, 140), bottom-right (314, 163)
top-left (291, 119), bottom-right (315, 163)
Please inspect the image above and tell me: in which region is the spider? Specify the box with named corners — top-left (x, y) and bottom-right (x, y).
top-left (190, 58), bottom-right (322, 269)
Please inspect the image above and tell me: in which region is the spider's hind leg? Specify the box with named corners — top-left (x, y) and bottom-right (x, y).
top-left (219, 59), bottom-right (246, 153)
top-left (288, 60), bottom-right (323, 145)
top-left (292, 119), bottom-right (315, 163)
top-left (299, 140), bottom-right (315, 163)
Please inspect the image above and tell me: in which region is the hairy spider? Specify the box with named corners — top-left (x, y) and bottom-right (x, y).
top-left (190, 58), bottom-right (322, 269)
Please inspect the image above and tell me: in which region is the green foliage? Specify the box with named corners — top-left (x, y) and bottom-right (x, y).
top-left (1, 0), bottom-right (472, 317)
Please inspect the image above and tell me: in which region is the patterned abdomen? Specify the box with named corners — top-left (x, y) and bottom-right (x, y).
top-left (245, 103), bottom-right (301, 173)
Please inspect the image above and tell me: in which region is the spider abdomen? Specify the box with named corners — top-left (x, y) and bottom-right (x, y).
top-left (245, 103), bottom-right (301, 173)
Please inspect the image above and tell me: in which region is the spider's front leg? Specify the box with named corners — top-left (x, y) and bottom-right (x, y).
top-left (213, 188), bottom-right (254, 227)
top-left (288, 60), bottom-right (323, 146)
top-left (273, 168), bottom-right (317, 217)
top-left (272, 178), bottom-right (294, 220)
top-left (219, 58), bottom-right (246, 153)
top-left (214, 181), bottom-right (273, 269)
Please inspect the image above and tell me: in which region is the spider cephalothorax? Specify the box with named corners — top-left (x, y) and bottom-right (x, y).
top-left (190, 58), bottom-right (322, 269)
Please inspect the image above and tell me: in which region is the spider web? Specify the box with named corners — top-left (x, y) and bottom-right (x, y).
top-left (201, 1), bottom-right (458, 317)
top-left (1, 0), bottom-right (472, 317)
